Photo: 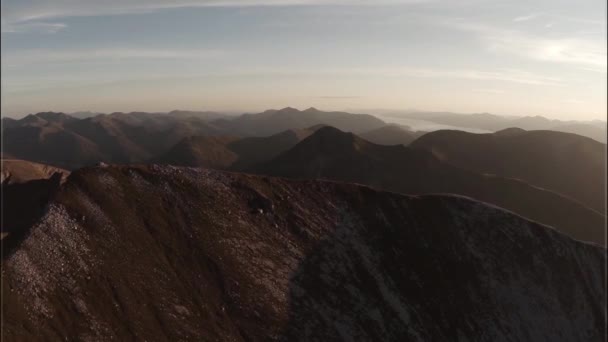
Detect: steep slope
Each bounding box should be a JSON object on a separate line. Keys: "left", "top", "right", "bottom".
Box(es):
{"left": 255, "top": 127, "right": 606, "bottom": 245}
{"left": 411, "top": 129, "right": 606, "bottom": 212}
{"left": 1, "top": 159, "right": 69, "bottom": 185}
{"left": 1, "top": 165, "right": 605, "bottom": 341}
{"left": 212, "top": 107, "right": 385, "bottom": 137}
{"left": 359, "top": 124, "right": 426, "bottom": 146}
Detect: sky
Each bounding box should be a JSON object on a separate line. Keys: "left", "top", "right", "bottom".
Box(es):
{"left": 1, "top": 0, "right": 606, "bottom": 120}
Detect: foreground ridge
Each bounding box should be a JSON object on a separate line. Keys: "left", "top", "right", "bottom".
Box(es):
{"left": 2, "top": 165, "right": 605, "bottom": 341}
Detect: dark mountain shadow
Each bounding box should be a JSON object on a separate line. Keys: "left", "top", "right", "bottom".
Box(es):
{"left": 411, "top": 128, "right": 606, "bottom": 212}
{"left": 1, "top": 173, "right": 63, "bottom": 258}
{"left": 277, "top": 194, "right": 606, "bottom": 341}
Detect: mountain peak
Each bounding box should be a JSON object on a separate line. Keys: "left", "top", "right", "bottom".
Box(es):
{"left": 494, "top": 127, "right": 526, "bottom": 136}
{"left": 312, "top": 125, "right": 354, "bottom": 140}
{"left": 35, "top": 112, "right": 74, "bottom": 122}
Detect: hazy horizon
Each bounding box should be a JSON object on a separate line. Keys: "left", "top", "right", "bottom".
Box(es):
{"left": 2, "top": 0, "right": 607, "bottom": 120}
{"left": 3, "top": 106, "right": 608, "bottom": 124}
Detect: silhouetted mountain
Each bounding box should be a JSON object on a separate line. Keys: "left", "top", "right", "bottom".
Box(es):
{"left": 255, "top": 127, "right": 605, "bottom": 245}
{"left": 1, "top": 117, "right": 18, "bottom": 130}
{"left": 402, "top": 112, "right": 607, "bottom": 142}
{"left": 2, "top": 165, "right": 604, "bottom": 340}
{"left": 359, "top": 124, "right": 426, "bottom": 145}
{"left": 34, "top": 112, "right": 78, "bottom": 123}
{"left": 69, "top": 111, "right": 105, "bottom": 119}
{"left": 1, "top": 159, "right": 69, "bottom": 185}
{"left": 411, "top": 129, "right": 606, "bottom": 212}
{"left": 227, "top": 125, "right": 324, "bottom": 170}
{"left": 211, "top": 107, "right": 385, "bottom": 137}
{"left": 154, "top": 126, "right": 325, "bottom": 170}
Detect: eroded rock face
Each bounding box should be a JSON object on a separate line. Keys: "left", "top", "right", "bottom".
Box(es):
{"left": 1, "top": 165, "right": 605, "bottom": 341}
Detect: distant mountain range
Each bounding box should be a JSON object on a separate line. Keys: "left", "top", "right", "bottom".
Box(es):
{"left": 2, "top": 111, "right": 219, "bottom": 169}
{"left": 399, "top": 111, "right": 607, "bottom": 142}
{"left": 211, "top": 107, "right": 386, "bottom": 137}
{"left": 2, "top": 165, "right": 604, "bottom": 340}
{"left": 2, "top": 108, "right": 605, "bottom": 246}
{"left": 1, "top": 108, "right": 389, "bottom": 169}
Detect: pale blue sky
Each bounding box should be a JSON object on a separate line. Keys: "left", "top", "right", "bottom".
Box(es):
{"left": 1, "top": 0, "right": 606, "bottom": 119}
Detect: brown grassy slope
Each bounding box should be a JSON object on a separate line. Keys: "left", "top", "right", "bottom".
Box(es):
{"left": 1, "top": 165, "right": 605, "bottom": 340}
{"left": 1, "top": 159, "right": 69, "bottom": 185}
{"left": 411, "top": 129, "right": 606, "bottom": 212}
{"left": 255, "top": 127, "right": 606, "bottom": 245}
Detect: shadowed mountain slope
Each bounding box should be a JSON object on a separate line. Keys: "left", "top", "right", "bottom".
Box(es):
{"left": 255, "top": 127, "right": 606, "bottom": 245}
{"left": 154, "top": 126, "right": 325, "bottom": 170}
{"left": 152, "top": 136, "right": 240, "bottom": 169}
{"left": 411, "top": 129, "right": 606, "bottom": 212}
{"left": 1, "top": 165, "right": 605, "bottom": 340}
{"left": 359, "top": 124, "right": 426, "bottom": 146}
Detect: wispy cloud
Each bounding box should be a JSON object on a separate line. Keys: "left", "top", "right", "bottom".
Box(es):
{"left": 446, "top": 21, "right": 607, "bottom": 72}
{"left": 489, "top": 34, "right": 607, "bottom": 72}
{"left": 1, "top": 20, "right": 66, "bottom": 33}
{"left": 344, "top": 67, "right": 563, "bottom": 86}
{"left": 513, "top": 13, "right": 539, "bottom": 22}
{"left": 1, "top": 0, "right": 430, "bottom": 26}
{"left": 2, "top": 48, "right": 225, "bottom": 67}
{"left": 225, "top": 66, "right": 563, "bottom": 86}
